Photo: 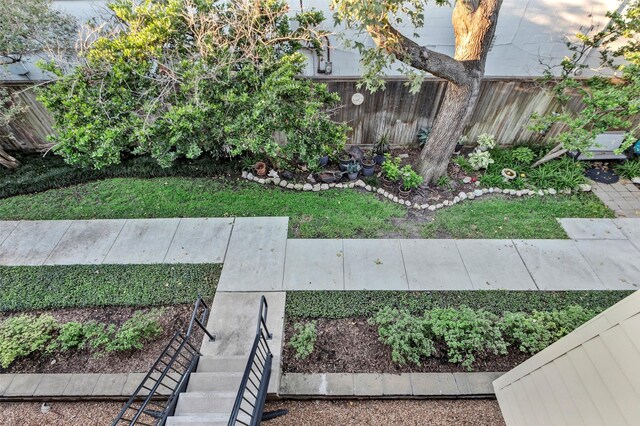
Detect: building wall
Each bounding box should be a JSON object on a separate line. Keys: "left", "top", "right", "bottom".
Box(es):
{"left": 493, "top": 290, "right": 640, "bottom": 426}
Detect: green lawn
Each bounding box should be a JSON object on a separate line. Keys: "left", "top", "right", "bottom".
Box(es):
{"left": 0, "top": 264, "right": 221, "bottom": 312}
{"left": 0, "top": 177, "right": 406, "bottom": 238}
{"left": 423, "top": 194, "right": 614, "bottom": 239}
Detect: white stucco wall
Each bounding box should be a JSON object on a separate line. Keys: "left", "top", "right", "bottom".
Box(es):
{"left": 4, "top": 0, "right": 624, "bottom": 81}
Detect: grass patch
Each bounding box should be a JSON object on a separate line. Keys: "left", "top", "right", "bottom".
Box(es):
{"left": 0, "top": 264, "right": 221, "bottom": 312}
{"left": 0, "top": 153, "right": 238, "bottom": 199}
{"left": 422, "top": 194, "right": 614, "bottom": 239}
{"left": 0, "top": 177, "right": 406, "bottom": 238}
{"left": 286, "top": 291, "right": 631, "bottom": 319}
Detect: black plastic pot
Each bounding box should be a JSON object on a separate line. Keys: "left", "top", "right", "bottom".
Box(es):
{"left": 339, "top": 156, "right": 353, "bottom": 171}
{"left": 361, "top": 159, "right": 375, "bottom": 177}
{"left": 374, "top": 154, "right": 386, "bottom": 165}
{"left": 348, "top": 172, "right": 358, "bottom": 181}
{"left": 319, "top": 155, "right": 329, "bottom": 167}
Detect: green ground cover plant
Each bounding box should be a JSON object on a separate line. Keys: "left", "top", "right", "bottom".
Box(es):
{"left": 615, "top": 159, "right": 640, "bottom": 179}
{"left": 286, "top": 291, "right": 629, "bottom": 319}
{"left": 289, "top": 321, "right": 317, "bottom": 360}
{"left": 0, "top": 264, "right": 220, "bottom": 312}
{"left": 422, "top": 194, "right": 613, "bottom": 239}
{"left": 0, "top": 177, "right": 405, "bottom": 238}
{"left": 0, "top": 310, "right": 163, "bottom": 368}
{"left": 370, "top": 305, "right": 596, "bottom": 371}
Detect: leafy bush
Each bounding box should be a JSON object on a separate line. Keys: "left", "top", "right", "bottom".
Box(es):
{"left": 468, "top": 150, "right": 494, "bottom": 170}
{"left": 424, "top": 307, "right": 507, "bottom": 370}
{"left": 105, "top": 310, "right": 163, "bottom": 353}
{"left": 49, "top": 322, "right": 86, "bottom": 352}
{"left": 381, "top": 154, "right": 402, "bottom": 181}
{"left": 512, "top": 147, "right": 536, "bottom": 165}
{"left": 289, "top": 321, "right": 317, "bottom": 360}
{"left": 0, "top": 264, "right": 220, "bottom": 312}
{"left": 38, "top": 0, "right": 347, "bottom": 169}
{"left": 400, "top": 165, "right": 424, "bottom": 190}
{"left": 476, "top": 133, "right": 497, "bottom": 150}
{"left": 615, "top": 159, "right": 640, "bottom": 179}
{"left": 500, "top": 305, "right": 595, "bottom": 354}
{"left": 0, "top": 314, "right": 59, "bottom": 368}
{"left": 370, "top": 308, "right": 435, "bottom": 365}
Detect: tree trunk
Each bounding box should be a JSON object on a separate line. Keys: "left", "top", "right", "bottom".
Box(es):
{"left": 418, "top": 78, "right": 481, "bottom": 181}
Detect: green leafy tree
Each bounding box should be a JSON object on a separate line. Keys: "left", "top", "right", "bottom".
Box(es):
{"left": 0, "top": 0, "right": 76, "bottom": 169}
{"left": 332, "top": 0, "right": 503, "bottom": 183}
{"left": 531, "top": 1, "right": 640, "bottom": 163}
{"left": 39, "top": 0, "right": 347, "bottom": 169}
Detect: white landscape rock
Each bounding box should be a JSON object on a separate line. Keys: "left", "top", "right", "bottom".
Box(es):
{"left": 459, "top": 192, "right": 467, "bottom": 201}
{"left": 405, "top": 200, "right": 412, "bottom": 207}
{"left": 548, "top": 188, "right": 557, "bottom": 195}
{"left": 302, "top": 183, "right": 313, "bottom": 191}
{"left": 473, "top": 189, "right": 483, "bottom": 197}
{"left": 355, "top": 180, "right": 366, "bottom": 188}
{"left": 632, "top": 177, "right": 640, "bottom": 184}
{"left": 463, "top": 177, "right": 472, "bottom": 184}
{"left": 286, "top": 183, "right": 294, "bottom": 189}
{"left": 488, "top": 187, "right": 494, "bottom": 193}
{"left": 365, "top": 185, "right": 372, "bottom": 191}
{"left": 377, "top": 188, "right": 385, "bottom": 194}
{"left": 453, "top": 196, "right": 460, "bottom": 203}
{"left": 294, "top": 184, "right": 303, "bottom": 190}
{"left": 436, "top": 203, "right": 444, "bottom": 209}
{"left": 312, "top": 184, "right": 321, "bottom": 192}
{"left": 387, "top": 193, "right": 394, "bottom": 200}
{"left": 247, "top": 172, "right": 255, "bottom": 180}
{"left": 421, "top": 204, "right": 429, "bottom": 209}
{"left": 329, "top": 183, "right": 336, "bottom": 188}
{"left": 320, "top": 184, "right": 329, "bottom": 190}
{"left": 258, "top": 178, "right": 266, "bottom": 184}
{"left": 279, "top": 180, "right": 288, "bottom": 188}
{"left": 393, "top": 196, "right": 399, "bottom": 203}
{"left": 579, "top": 183, "right": 592, "bottom": 192}
{"left": 242, "top": 171, "right": 248, "bottom": 179}
{"left": 335, "top": 183, "right": 343, "bottom": 188}
{"left": 428, "top": 205, "right": 436, "bottom": 211}
{"left": 273, "top": 178, "right": 281, "bottom": 185}
{"left": 494, "top": 188, "right": 502, "bottom": 194}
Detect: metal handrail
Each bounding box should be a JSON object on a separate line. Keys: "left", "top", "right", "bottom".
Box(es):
{"left": 228, "top": 296, "right": 273, "bottom": 426}
{"left": 112, "top": 297, "right": 214, "bottom": 426}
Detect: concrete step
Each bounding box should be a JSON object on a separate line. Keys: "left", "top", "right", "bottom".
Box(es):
{"left": 187, "top": 372, "right": 243, "bottom": 393}
{"left": 174, "top": 391, "right": 236, "bottom": 416}
{"left": 197, "top": 356, "right": 248, "bottom": 373}
{"left": 165, "top": 414, "right": 230, "bottom": 426}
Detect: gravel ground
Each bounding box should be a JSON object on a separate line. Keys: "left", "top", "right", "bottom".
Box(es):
{"left": 263, "top": 399, "right": 505, "bottom": 426}
{"left": 0, "top": 402, "right": 122, "bottom": 426}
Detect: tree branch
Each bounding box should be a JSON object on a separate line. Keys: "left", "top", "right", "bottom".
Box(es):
{"left": 366, "top": 21, "right": 470, "bottom": 86}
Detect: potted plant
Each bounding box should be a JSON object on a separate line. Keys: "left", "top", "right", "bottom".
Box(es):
{"left": 255, "top": 161, "right": 267, "bottom": 176}
{"left": 346, "top": 162, "right": 361, "bottom": 180}
{"left": 361, "top": 152, "right": 376, "bottom": 177}
{"left": 381, "top": 154, "right": 402, "bottom": 188}
{"left": 318, "top": 154, "right": 329, "bottom": 167}
{"left": 373, "top": 134, "right": 390, "bottom": 165}
{"left": 399, "top": 165, "right": 424, "bottom": 198}
{"left": 338, "top": 152, "right": 353, "bottom": 171}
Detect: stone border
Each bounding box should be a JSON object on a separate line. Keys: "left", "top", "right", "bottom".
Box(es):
{"left": 0, "top": 373, "right": 156, "bottom": 401}
{"left": 279, "top": 372, "right": 504, "bottom": 398}
{"left": 241, "top": 171, "right": 592, "bottom": 211}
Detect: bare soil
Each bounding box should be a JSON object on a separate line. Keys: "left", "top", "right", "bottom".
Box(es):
{"left": 0, "top": 304, "right": 201, "bottom": 374}
{"left": 0, "top": 402, "right": 122, "bottom": 426}
{"left": 264, "top": 399, "right": 505, "bottom": 426}
{"left": 283, "top": 318, "right": 528, "bottom": 374}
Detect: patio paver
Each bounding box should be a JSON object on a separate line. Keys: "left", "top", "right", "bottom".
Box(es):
{"left": 455, "top": 240, "right": 537, "bottom": 290}
{"left": 401, "top": 239, "right": 473, "bottom": 290}
{"left": 217, "top": 217, "right": 288, "bottom": 291}
{"left": 44, "top": 219, "right": 126, "bottom": 265}
{"left": 513, "top": 240, "right": 605, "bottom": 290}
{"left": 283, "top": 239, "right": 344, "bottom": 290}
{"left": 103, "top": 218, "right": 180, "bottom": 264}
{"left": 574, "top": 239, "right": 640, "bottom": 289}
{"left": 0, "top": 220, "right": 71, "bottom": 265}
{"left": 343, "top": 239, "right": 408, "bottom": 290}
{"left": 164, "top": 218, "right": 234, "bottom": 264}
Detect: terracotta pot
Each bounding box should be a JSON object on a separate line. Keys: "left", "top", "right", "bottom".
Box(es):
{"left": 382, "top": 176, "right": 395, "bottom": 189}
{"left": 255, "top": 162, "right": 267, "bottom": 176}
{"left": 399, "top": 188, "right": 412, "bottom": 199}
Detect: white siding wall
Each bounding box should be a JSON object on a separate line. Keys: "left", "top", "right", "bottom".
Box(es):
{"left": 494, "top": 290, "right": 640, "bottom": 426}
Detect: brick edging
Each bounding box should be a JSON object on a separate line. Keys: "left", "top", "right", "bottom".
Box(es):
{"left": 0, "top": 373, "right": 149, "bottom": 401}
{"left": 279, "top": 372, "right": 504, "bottom": 398}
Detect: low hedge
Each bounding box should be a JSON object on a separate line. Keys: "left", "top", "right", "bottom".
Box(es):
{"left": 0, "top": 264, "right": 221, "bottom": 312}
{"left": 0, "top": 153, "right": 238, "bottom": 199}
{"left": 286, "top": 290, "right": 631, "bottom": 319}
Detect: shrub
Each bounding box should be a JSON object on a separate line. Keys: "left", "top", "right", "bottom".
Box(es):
{"left": 500, "top": 305, "right": 595, "bottom": 354}
{"left": 289, "top": 321, "right": 317, "bottom": 359}
{"left": 424, "top": 307, "right": 507, "bottom": 370}
{"left": 615, "top": 159, "right": 640, "bottom": 179}
{"left": 512, "top": 147, "right": 535, "bottom": 165}
{"left": 49, "top": 322, "right": 86, "bottom": 352}
{"left": 105, "top": 309, "right": 163, "bottom": 353}
{"left": 381, "top": 154, "right": 402, "bottom": 181}
{"left": 370, "top": 307, "right": 435, "bottom": 365}
{"left": 400, "top": 165, "right": 424, "bottom": 190}
{"left": 468, "top": 150, "right": 494, "bottom": 170}
{"left": 477, "top": 133, "right": 497, "bottom": 150}
{"left": 0, "top": 314, "right": 59, "bottom": 368}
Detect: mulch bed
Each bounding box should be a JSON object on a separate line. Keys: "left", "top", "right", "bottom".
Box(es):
{"left": 0, "top": 304, "right": 202, "bottom": 374}
{"left": 282, "top": 317, "right": 528, "bottom": 374}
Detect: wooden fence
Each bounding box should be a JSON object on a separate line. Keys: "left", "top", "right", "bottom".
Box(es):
{"left": 0, "top": 78, "right": 589, "bottom": 154}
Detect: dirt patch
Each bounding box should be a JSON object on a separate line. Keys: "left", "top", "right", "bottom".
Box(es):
{"left": 282, "top": 318, "right": 528, "bottom": 374}
{"left": 0, "top": 304, "right": 201, "bottom": 374}
{"left": 0, "top": 401, "right": 122, "bottom": 426}
{"left": 264, "top": 399, "right": 505, "bottom": 426}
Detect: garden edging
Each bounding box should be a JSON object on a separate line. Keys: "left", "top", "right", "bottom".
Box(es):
{"left": 0, "top": 373, "right": 155, "bottom": 401}
{"left": 240, "top": 171, "right": 593, "bottom": 211}
{"left": 279, "top": 372, "right": 504, "bottom": 398}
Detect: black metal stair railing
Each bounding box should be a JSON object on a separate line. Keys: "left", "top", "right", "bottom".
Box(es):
{"left": 112, "top": 296, "right": 215, "bottom": 426}
{"left": 228, "top": 296, "right": 274, "bottom": 426}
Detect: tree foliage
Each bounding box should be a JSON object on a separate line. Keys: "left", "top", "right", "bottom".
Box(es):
{"left": 39, "top": 0, "right": 347, "bottom": 169}
{"left": 531, "top": 1, "right": 640, "bottom": 153}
